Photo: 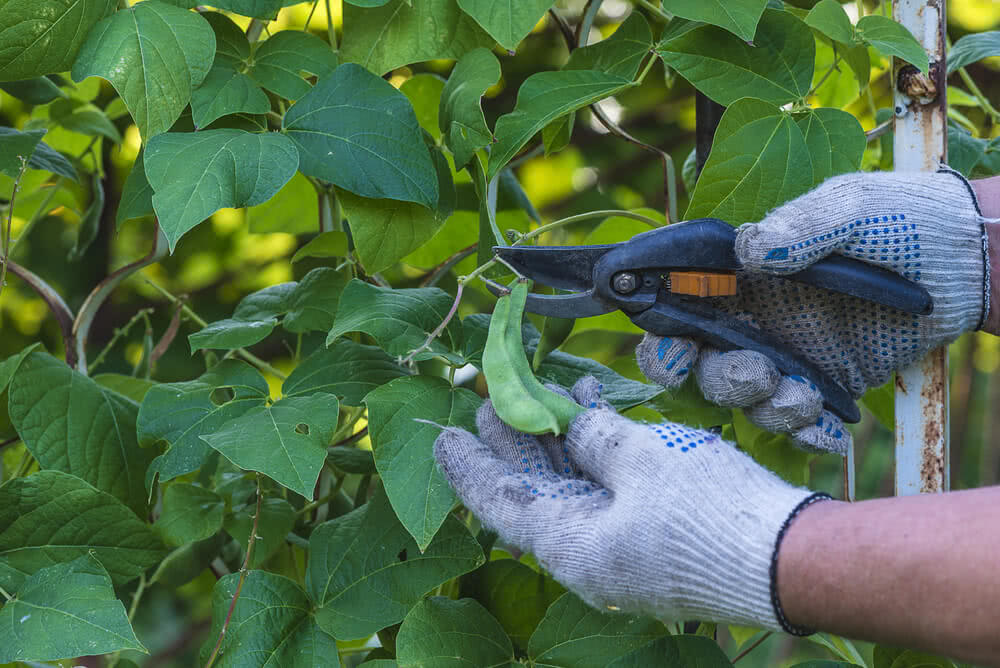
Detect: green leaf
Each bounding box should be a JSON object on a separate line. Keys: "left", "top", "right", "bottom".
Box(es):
{"left": 21, "top": 133, "right": 77, "bottom": 180}
{"left": 439, "top": 48, "right": 501, "bottom": 169}
{"left": 223, "top": 497, "right": 297, "bottom": 567}
{"left": 661, "top": 0, "right": 766, "bottom": 41}
{"left": 201, "top": 393, "right": 339, "bottom": 498}
{"left": 861, "top": 379, "right": 893, "bottom": 430}
{"left": 208, "top": 0, "right": 283, "bottom": 18}
{"left": 292, "top": 231, "right": 349, "bottom": 263}
{"left": 203, "top": 11, "right": 250, "bottom": 67}
{"left": 326, "top": 279, "right": 464, "bottom": 363}
{"left": 116, "top": 147, "right": 154, "bottom": 228}
{"left": 790, "top": 662, "right": 864, "bottom": 668}
{"left": 0, "top": 471, "right": 165, "bottom": 591}
{"left": 327, "top": 446, "right": 376, "bottom": 474}
{"left": 656, "top": 9, "right": 815, "bottom": 106}
{"left": 284, "top": 64, "right": 438, "bottom": 208}
{"left": 202, "top": 570, "right": 340, "bottom": 667}
{"left": 565, "top": 12, "right": 653, "bottom": 79}
{"left": 948, "top": 31, "right": 1000, "bottom": 75}
{"left": 365, "top": 375, "right": 481, "bottom": 549}
{"left": 339, "top": 189, "right": 445, "bottom": 274}
{"left": 686, "top": 97, "right": 812, "bottom": 223}
{"left": 396, "top": 597, "right": 514, "bottom": 667}
{"left": 488, "top": 70, "right": 631, "bottom": 178}
{"left": 841, "top": 42, "right": 871, "bottom": 91}
{"left": 155, "top": 483, "right": 225, "bottom": 546}
{"left": 93, "top": 374, "right": 155, "bottom": 403}
{"left": 527, "top": 592, "right": 667, "bottom": 667}
{"left": 307, "top": 488, "right": 485, "bottom": 640}
{"left": 283, "top": 338, "right": 411, "bottom": 406}
{"left": 48, "top": 97, "right": 122, "bottom": 143}
{"left": 0, "top": 0, "right": 116, "bottom": 81}
{"left": 887, "top": 652, "right": 956, "bottom": 668}
{"left": 189, "top": 318, "right": 277, "bottom": 352}
{"left": 0, "top": 126, "right": 44, "bottom": 178}
{"left": 144, "top": 128, "right": 299, "bottom": 251}
{"left": 804, "top": 0, "right": 855, "bottom": 45}
{"left": 0, "top": 76, "right": 67, "bottom": 104}
{"left": 794, "top": 108, "right": 866, "bottom": 183}
{"left": 646, "top": 375, "right": 733, "bottom": 429}
{"left": 249, "top": 30, "right": 339, "bottom": 100}
{"left": 191, "top": 63, "right": 271, "bottom": 128}
{"left": 341, "top": 0, "right": 495, "bottom": 76}
{"left": 0, "top": 554, "right": 144, "bottom": 664}
{"left": 68, "top": 172, "right": 105, "bottom": 260}
{"left": 151, "top": 533, "right": 226, "bottom": 588}
{"left": 138, "top": 359, "right": 269, "bottom": 486}
{"left": 282, "top": 266, "right": 349, "bottom": 333}
{"left": 456, "top": 0, "right": 553, "bottom": 51}
{"left": 856, "top": 15, "right": 928, "bottom": 74}
{"left": 8, "top": 351, "right": 157, "bottom": 514}
{"left": 733, "top": 410, "right": 813, "bottom": 486}
{"left": 528, "top": 347, "right": 663, "bottom": 411}
{"left": 0, "top": 344, "right": 39, "bottom": 396}
{"left": 71, "top": 0, "right": 216, "bottom": 139}
{"left": 401, "top": 73, "right": 446, "bottom": 143}
{"left": 460, "top": 559, "right": 566, "bottom": 651}
{"left": 947, "top": 124, "right": 987, "bottom": 177}
{"left": 608, "top": 635, "right": 734, "bottom": 667}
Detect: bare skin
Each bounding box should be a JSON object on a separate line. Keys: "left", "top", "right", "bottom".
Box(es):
{"left": 776, "top": 176, "right": 1000, "bottom": 667}
{"left": 777, "top": 489, "right": 1000, "bottom": 666}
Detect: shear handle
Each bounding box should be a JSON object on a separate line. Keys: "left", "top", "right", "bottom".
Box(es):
{"left": 629, "top": 294, "right": 861, "bottom": 423}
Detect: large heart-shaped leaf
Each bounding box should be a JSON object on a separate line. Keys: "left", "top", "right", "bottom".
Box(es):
{"left": 201, "top": 570, "right": 340, "bottom": 667}
{"left": 283, "top": 338, "right": 411, "bottom": 406}
{"left": 456, "top": 0, "right": 554, "bottom": 51}
{"left": 326, "top": 279, "right": 464, "bottom": 363}
{"left": 0, "top": 471, "right": 165, "bottom": 591}
{"left": 8, "top": 351, "right": 157, "bottom": 514}
{"left": 439, "top": 48, "right": 501, "bottom": 169}
{"left": 805, "top": 0, "right": 855, "bottom": 45}
{"left": 661, "top": 0, "right": 767, "bottom": 41}
{"left": 338, "top": 189, "right": 445, "bottom": 274}
{"left": 71, "top": 0, "right": 216, "bottom": 139}
{"left": 656, "top": 9, "right": 815, "bottom": 106}
{"left": 948, "top": 31, "right": 1000, "bottom": 74}
{"left": 489, "top": 70, "right": 631, "bottom": 178}
{"left": 365, "top": 375, "right": 481, "bottom": 548}
{"left": 607, "top": 635, "right": 734, "bottom": 667}
{"left": 341, "top": 0, "right": 494, "bottom": 75}
{"left": 201, "top": 393, "right": 339, "bottom": 498}
{"left": 138, "top": 360, "right": 269, "bottom": 486}
{"left": 144, "top": 129, "right": 299, "bottom": 251}
{"left": 0, "top": 554, "right": 144, "bottom": 664}
{"left": 284, "top": 64, "right": 438, "bottom": 208}
{"left": 154, "top": 483, "right": 225, "bottom": 547}
{"left": 528, "top": 593, "right": 667, "bottom": 667}
{"left": 306, "top": 489, "right": 484, "bottom": 640}
{"left": 190, "top": 63, "right": 271, "bottom": 128}
{"left": 565, "top": 12, "right": 652, "bottom": 79}
{"left": 0, "top": 0, "right": 116, "bottom": 81}
{"left": 856, "top": 15, "right": 928, "bottom": 73}
{"left": 396, "top": 597, "right": 514, "bottom": 667}
{"left": 686, "top": 97, "right": 813, "bottom": 224}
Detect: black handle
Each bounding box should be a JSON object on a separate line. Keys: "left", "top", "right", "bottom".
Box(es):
{"left": 629, "top": 295, "right": 861, "bottom": 423}
{"left": 790, "top": 255, "right": 933, "bottom": 315}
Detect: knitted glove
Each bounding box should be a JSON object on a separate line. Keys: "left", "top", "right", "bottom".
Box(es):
{"left": 638, "top": 169, "right": 990, "bottom": 453}
{"left": 434, "top": 377, "right": 829, "bottom": 632}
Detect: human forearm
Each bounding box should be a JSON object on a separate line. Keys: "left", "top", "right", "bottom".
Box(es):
{"left": 777, "top": 488, "right": 1000, "bottom": 666}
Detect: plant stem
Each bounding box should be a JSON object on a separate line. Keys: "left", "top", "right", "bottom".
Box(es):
{"left": 325, "top": 0, "right": 337, "bottom": 50}
{"left": 246, "top": 19, "right": 267, "bottom": 43}
{"left": 635, "top": 54, "right": 657, "bottom": 86}
{"left": 865, "top": 118, "right": 893, "bottom": 141}
{"left": 634, "top": 0, "right": 672, "bottom": 22}
{"left": 517, "top": 209, "right": 660, "bottom": 245}
{"left": 6, "top": 260, "right": 77, "bottom": 367}
{"left": 88, "top": 307, "right": 155, "bottom": 373}
{"left": 957, "top": 67, "right": 1000, "bottom": 124}
{"left": 0, "top": 156, "right": 27, "bottom": 301}
{"left": 8, "top": 177, "right": 62, "bottom": 258}
{"left": 297, "top": 475, "right": 345, "bottom": 516}
{"left": 731, "top": 631, "right": 772, "bottom": 663}
{"left": 353, "top": 473, "right": 372, "bottom": 506}
{"left": 204, "top": 474, "right": 262, "bottom": 668}
{"left": 127, "top": 573, "right": 146, "bottom": 621}
{"left": 304, "top": 0, "right": 320, "bottom": 31}
{"left": 142, "top": 278, "right": 287, "bottom": 380}
{"left": 0, "top": 584, "right": 10, "bottom": 601}
{"left": 809, "top": 53, "right": 842, "bottom": 98}
{"left": 401, "top": 283, "right": 463, "bottom": 365}
{"left": 332, "top": 425, "right": 368, "bottom": 448}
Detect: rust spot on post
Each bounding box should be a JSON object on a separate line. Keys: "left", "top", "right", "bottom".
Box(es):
{"left": 895, "top": 373, "right": 907, "bottom": 394}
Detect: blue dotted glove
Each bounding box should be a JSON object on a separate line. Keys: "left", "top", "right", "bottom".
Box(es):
{"left": 433, "top": 377, "right": 826, "bottom": 631}
{"left": 637, "top": 169, "right": 989, "bottom": 454}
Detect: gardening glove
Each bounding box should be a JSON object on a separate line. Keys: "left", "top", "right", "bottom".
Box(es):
{"left": 638, "top": 168, "right": 991, "bottom": 454}
{"left": 434, "top": 377, "right": 829, "bottom": 633}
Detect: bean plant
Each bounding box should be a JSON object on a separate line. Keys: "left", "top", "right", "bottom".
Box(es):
{"left": 0, "top": 0, "right": 998, "bottom": 666}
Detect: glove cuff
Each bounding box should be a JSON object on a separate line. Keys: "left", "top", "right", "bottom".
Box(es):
{"left": 769, "top": 492, "right": 832, "bottom": 636}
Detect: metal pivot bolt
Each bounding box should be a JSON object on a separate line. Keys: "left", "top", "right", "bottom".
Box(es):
{"left": 612, "top": 271, "right": 637, "bottom": 294}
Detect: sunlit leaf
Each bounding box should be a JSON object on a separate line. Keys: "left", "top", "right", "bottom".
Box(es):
{"left": 794, "top": 107, "right": 866, "bottom": 183}
{"left": 456, "top": 0, "right": 553, "bottom": 51}
{"left": 339, "top": 189, "right": 444, "bottom": 274}
{"left": 190, "top": 63, "right": 270, "bottom": 128}
{"left": 661, "top": 0, "right": 766, "bottom": 41}
{"left": 948, "top": 31, "right": 1000, "bottom": 74}
{"left": 804, "top": 0, "right": 855, "bottom": 45}
{"left": 856, "top": 15, "right": 928, "bottom": 73}
{"left": 439, "top": 48, "right": 501, "bottom": 168}
{"left": 396, "top": 597, "right": 514, "bottom": 667}
{"left": 250, "top": 30, "right": 339, "bottom": 100}
{"left": 283, "top": 338, "right": 411, "bottom": 406}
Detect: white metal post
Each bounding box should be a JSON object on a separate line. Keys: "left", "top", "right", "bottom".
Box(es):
{"left": 892, "top": 0, "right": 949, "bottom": 495}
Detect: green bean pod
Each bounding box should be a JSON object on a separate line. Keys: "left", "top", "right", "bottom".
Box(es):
{"left": 483, "top": 279, "right": 583, "bottom": 435}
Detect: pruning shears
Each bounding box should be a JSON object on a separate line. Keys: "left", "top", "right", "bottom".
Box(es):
{"left": 492, "top": 217, "right": 934, "bottom": 424}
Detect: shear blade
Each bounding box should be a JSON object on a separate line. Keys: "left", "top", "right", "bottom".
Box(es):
{"left": 493, "top": 244, "right": 614, "bottom": 292}
{"left": 484, "top": 281, "right": 614, "bottom": 318}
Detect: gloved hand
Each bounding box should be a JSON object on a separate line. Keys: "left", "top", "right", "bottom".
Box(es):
{"left": 638, "top": 168, "right": 990, "bottom": 453}
{"left": 434, "top": 377, "right": 829, "bottom": 632}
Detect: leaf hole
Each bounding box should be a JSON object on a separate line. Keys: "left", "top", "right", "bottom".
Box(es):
{"left": 295, "top": 423, "right": 310, "bottom": 435}
{"left": 210, "top": 387, "right": 235, "bottom": 406}
{"left": 397, "top": 549, "right": 407, "bottom": 562}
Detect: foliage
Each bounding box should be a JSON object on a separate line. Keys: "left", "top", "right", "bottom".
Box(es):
{"left": 0, "top": 0, "right": 996, "bottom": 666}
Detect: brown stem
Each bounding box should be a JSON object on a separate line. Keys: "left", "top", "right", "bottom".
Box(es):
{"left": 204, "top": 474, "right": 262, "bottom": 668}
{"left": 6, "top": 260, "right": 77, "bottom": 367}
{"left": 332, "top": 426, "right": 368, "bottom": 448}
{"left": 419, "top": 243, "right": 477, "bottom": 288}
{"left": 731, "top": 631, "right": 772, "bottom": 663}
